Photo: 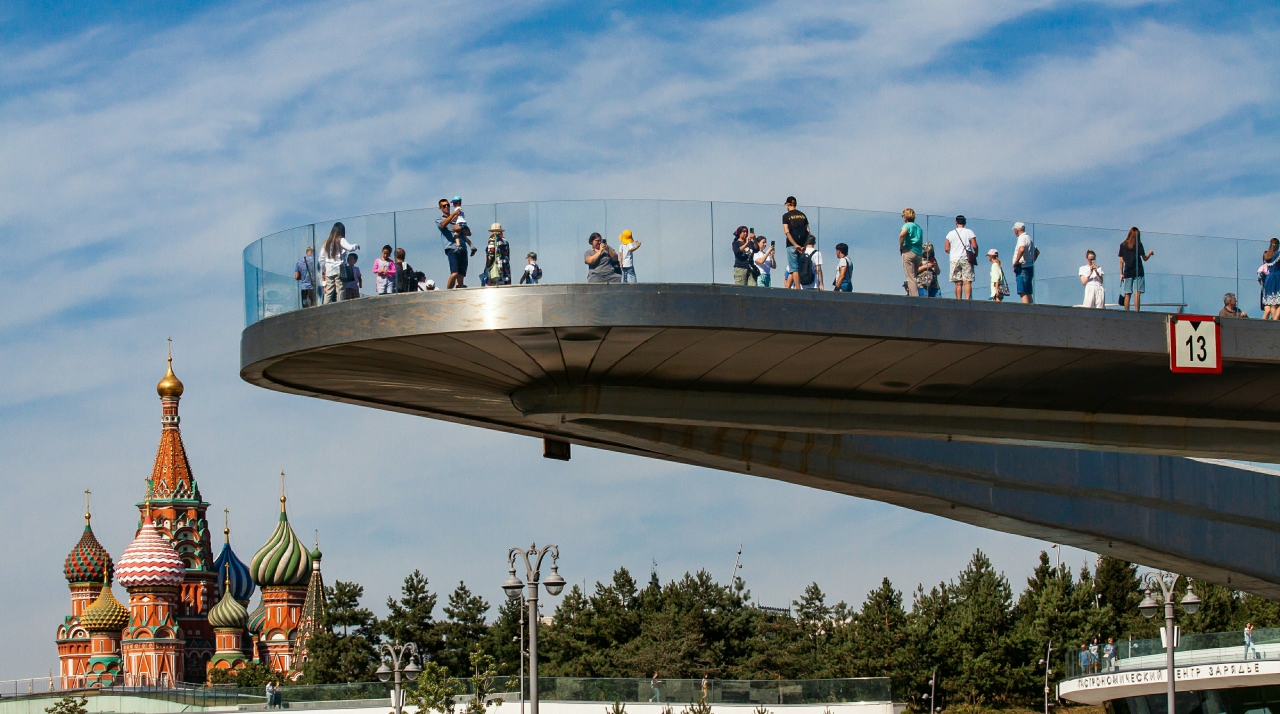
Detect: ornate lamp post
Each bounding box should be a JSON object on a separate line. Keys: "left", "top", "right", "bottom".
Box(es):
{"left": 377, "top": 642, "right": 420, "bottom": 714}
{"left": 1139, "top": 572, "right": 1200, "bottom": 714}
{"left": 503, "top": 544, "right": 566, "bottom": 714}
{"left": 1038, "top": 640, "right": 1054, "bottom": 714}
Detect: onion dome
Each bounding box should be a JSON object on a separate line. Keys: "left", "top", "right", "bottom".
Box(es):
{"left": 80, "top": 580, "right": 130, "bottom": 632}
{"left": 65, "top": 514, "right": 114, "bottom": 585}
{"left": 250, "top": 496, "right": 312, "bottom": 587}
{"left": 116, "top": 509, "right": 185, "bottom": 589}
{"left": 213, "top": 525, "right": 254, "bottom": 604}
{"left": 208, "top": 573, "right": 249, "bottom": 630}
{"left": 246, "top": 598, "right": 267, "bottom": 636}
{"left": 157, "top": 355, "right": 184, "bottom": 398}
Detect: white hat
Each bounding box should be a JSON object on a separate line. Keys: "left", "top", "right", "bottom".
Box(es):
{"left": 424, "top": 279, "right": 436, "bottom": 289}
{"left": 986, "top": 248, "right": 999, "bottom": 257}
{"left": 490, "top": 222, "right": 503, "bottom": 232}
{"left": 1013, "top": 221, "right": 1026, "bottom": 231}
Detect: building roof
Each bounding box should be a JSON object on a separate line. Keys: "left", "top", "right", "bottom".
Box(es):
{"left": 80, "top": 579, "right": 130, "bottom": 632}
{"left": 116, "top": 510, "right": 186, "bottom": 589}
{"left": 213, "top": 526, "right": 255, "bottom": 604}
{"left": 250, "top": 497, "right": 312, "bottom": 587}
{"left": 64, "top": 516, "right": 113, "bottom": 585}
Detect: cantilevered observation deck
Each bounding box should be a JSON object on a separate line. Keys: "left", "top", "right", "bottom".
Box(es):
{"left": 241, "top": 200, "right": 1280, "bottom": 597}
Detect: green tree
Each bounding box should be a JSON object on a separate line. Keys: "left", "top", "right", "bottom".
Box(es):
{"left": 379, "top": 570, "right": 441, "bottom": 662}
{"left": 849, "top": 578, "right": 914, "bottom": 695}
{"left": 939, "top": 550, "right": 1022, "bottom": 705}
{"left": 464, "top": 649, "right": 515, "bottom": 714}
{"left": 209, "top": 661, "right": 275, "bottom": 687}
{"left": 44, "top": 696, "right": 87, "bottom": 714}
{"left": 485, "top": 594, "right": 525, "bottom": 677}
{"left": 302, "top": 581, "right": 380, "bottom": 684}
{"left": 407, "top": 661, "right": 464, "bottom": 714}
{"left": 437, "top": 582, "right": 491, "bottom": 677}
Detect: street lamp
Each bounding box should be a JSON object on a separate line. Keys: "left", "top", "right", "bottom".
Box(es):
{"left": 1140, "top": 572, "right": 1200, "bottom": 714}
{"left": 504, "top": 543, "right": 565, "bottom": 714}
{"left": 1039, "top": 639, "right": 1054, "bottom": 714}
{"left": 377, "top": 642, "right": 420, "bottom": 714}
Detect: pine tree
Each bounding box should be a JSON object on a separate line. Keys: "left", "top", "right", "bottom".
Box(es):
{"left": 378, "top": 570, "right": 441, "bottom": 662}
{"left": 849, "top": 578, "right": 913, "bottom": 696}
{"left": 303, "top": 581, "right": 380, "bottom": 683}
{"left": 437, "top": 582, "right": 491, "bottom": 677}
{"left": 940, "top": 550, "right": 1020, "bottom": 705}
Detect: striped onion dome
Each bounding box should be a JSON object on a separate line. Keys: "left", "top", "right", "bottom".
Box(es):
{"left": 250, "top": 499, "right": 312, "bottom": 587}
{"left": 213, "top": 539, "right": 254, "bottom": 604}
{"left": 246, "top": 598, "right": 267, "bottom": 636}
{"left": 208, "top": 581, "right": 249, "bottom": 630}
{"left": 116, "top": 513, "right": 185, "bottom": 588}
{"left": 65, "top": 520, "right": 113, "bottom": 585}
{"left": 80, "top": 583, "right": 130, "bottom": 632}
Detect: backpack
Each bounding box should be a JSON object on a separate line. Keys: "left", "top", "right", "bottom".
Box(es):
{"left": 339, "top": 262, "right": 354, "bottom": 283}
{"left": 796, "top": 251, "right": 816, "bottom": 286}
{"left": 533, "top": 264, "right": 543, "bottom": 281}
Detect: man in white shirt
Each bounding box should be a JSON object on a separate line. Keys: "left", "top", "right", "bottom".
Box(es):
{"left": 1012, "top": 222, "right": 1039, "bottom": 304}
{"left": 802, "top": 236, "right": 824, "bottom": 290}
{"left": 944, "top": 215, "right": 978, "bottom": 299}
{"left": 1079, "top": 250, "right": 1105, "bottom": 308}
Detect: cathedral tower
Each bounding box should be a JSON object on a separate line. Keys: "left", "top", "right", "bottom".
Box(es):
{"left": 118, "top": 505, "right": 187, "bottom": 686}
{"left": 249, "top": 480, "right": 313, "bottom": 675}
{"left": 79, "top": 573, "right": 129, "bottom": 688}
{"left": 142, "top": 354, "right": 216, "bottom": 681}
{"left": 57, "top": 497, "right": 112, "bottom": 688}
{"left": 207, "top": 565, "right": 250, "bottom": 677}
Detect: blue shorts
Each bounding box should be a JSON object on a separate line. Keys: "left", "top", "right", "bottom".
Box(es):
{"left": 1016, "top": 265, "right": 1034, "bottom": 296}
{"left": 786, "top": 246, "right": 800, "bottom": 272}
{"left": 447, "top": 249, "right": 469, "bottom": 276}
{"left": 1122, "top": 276, "right": 1145, "bottom": 294}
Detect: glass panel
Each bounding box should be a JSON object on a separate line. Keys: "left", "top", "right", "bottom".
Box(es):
{"left": 604, "top": 199, "right": 712, "bottom": 284}
{"left": 819, "top": 207, "right": 906, "bottom": 295}
{"left": 533, "top": 200, "right": 608, "bottom": 285}
{"left": 243, "top": 240, "right": 262, "bottom": 326}
{"left": 260, "top": 225, "right": 314, "bottom": 319}
{"left": 711, "top": 201, "right": 789, "bottom": 286}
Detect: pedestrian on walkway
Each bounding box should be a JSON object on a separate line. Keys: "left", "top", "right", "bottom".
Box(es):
{"left": 394, "top": 248, "right": 420, "bottom": 293}
{"left": 437, "top": 198, "right": 473, "bottom": 289}
{"left": 732, "top": 226, "right": 757, "bottom": 286}
{"left": 1246, "top": 622, "right": 1259, "bottom": 659}
{"left": 988, "top": 249, "right": 1009, "bottom": 302}
{"left": 319, "top": 222, "right": 360, "bottom": 304}
{"left": 341, "top": 253, "right": 362, "bottom": 300}
{"left": 917, "top": 242, "right": 941, "bottom": 297}
{"left": 783, "top": 197, "right": 810, "bottom": 289}
{"left": 295, "top": 246, "right": 318, "bottom": 308}
{"left": 833, "top": 243, "right": 852, "bottom": 292}
{"left": 619, "top": 230, "right": 641, "bottom": 283}
{"left": 585, "top": 233, "right": 622, "bottom": 283}
{"left": 1080, "top": 250, "right": 1105, "bottom": 308}
{"left": 520, "top": 252, "right": 542, "bottom": 285}
{"left": 1261, "top": 239, "right": 1280, "bottom": 319}
{"left": 482, "top": 223, "right": 512, "bottom": 287}
{"left": 1118, "top": 227, "right": 1154, "bottom": 311}
{"left": 373, "top": 245, "right": 397, "bottom": 294}
{"left": 755, "top": 237, "right": 775, "bottom": 287}
{"left": 945, "top": 215, "right": 978, "bottom": 299}
{"left": 899, "top": 209, "right": 925, "bottom": 296}
{"left": 801, "top": 235, "right": 823, "bottom": 290}
{"left": 1012, "top": 222, "right": 1038, "bottom": 304}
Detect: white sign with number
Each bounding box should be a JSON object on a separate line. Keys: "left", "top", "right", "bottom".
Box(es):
{"left": 1168, "top": 316, "right": 1221, "bottom": 374}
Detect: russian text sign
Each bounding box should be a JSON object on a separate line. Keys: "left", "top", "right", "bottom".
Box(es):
{"left": 1169, "top": 315, "right": 1221, "bottom": 374}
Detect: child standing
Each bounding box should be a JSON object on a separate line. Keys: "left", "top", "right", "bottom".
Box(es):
{"left": 832, "top": 243, "right": 852, "bottom": 292}
{"left": 520, "top": 252, "right": 542, "bottom": 285}
{"left": 988, "top": 248, "right": 1009, "bottom": 302}
{"left": 618, "top": 230, "right": 641, "bottom": 282}
{"left": 373, "top": 245, "right": 397, "bottom": 294}
{"left": 342, "top": 253, "right": 363, "bottom": 300}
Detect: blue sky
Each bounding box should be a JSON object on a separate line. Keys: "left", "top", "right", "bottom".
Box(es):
{"left": 2, "top": 0, "right": 1279, "bottom": 679}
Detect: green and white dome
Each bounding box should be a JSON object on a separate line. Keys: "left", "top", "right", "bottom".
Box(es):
{"left": 250, "top": 496, "right": 312, "bottom": 587}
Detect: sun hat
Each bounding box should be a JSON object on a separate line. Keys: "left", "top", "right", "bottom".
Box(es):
{"left": 620, "top": 230, "right": 633, "bottom": 244}
{"left": 490, "top": 222, "right": 503, "bottom": 233}
{"left": 987, "top": 248, "right": 999, "bottom": 257}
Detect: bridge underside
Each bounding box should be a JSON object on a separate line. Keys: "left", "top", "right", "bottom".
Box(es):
{"left": 242, "top": 285, "right": 1280, "bottom": 597}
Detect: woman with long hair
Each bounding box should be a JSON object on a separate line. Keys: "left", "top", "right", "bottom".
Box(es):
{"left": 1117, "top": 227, "right": 1154, "bottom": 311}
{"left": 1262, "top": 238, "right": 1280, "bottom": 319}
{"left": 319, "top": 222, "right": 360, "bottom": 303}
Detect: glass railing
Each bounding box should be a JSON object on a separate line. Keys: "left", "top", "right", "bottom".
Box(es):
{"left": 242, "top": 200, "right": 1274, "bottom": 327}
{"left": 1063, "top": 627, "right": 1280, "bottom": 679}
{"left": 529, "top": 677, "right": 890, "bottom": 704}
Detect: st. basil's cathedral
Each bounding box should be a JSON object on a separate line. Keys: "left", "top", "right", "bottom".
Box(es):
{"left": 54, "top": 357, "right": 327, "bottom": 686}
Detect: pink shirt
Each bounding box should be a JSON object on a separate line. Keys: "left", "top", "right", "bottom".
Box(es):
{"left": 373, "top": 258, "right": 397, "bottom": 277}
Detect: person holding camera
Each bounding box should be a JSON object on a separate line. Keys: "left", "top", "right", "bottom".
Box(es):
{"left": 755, "top": 236, "right": 775, "bottom": 287}
{"left": 732, "top": 226, "right": 757, "bottom": 286}
{"left": 1079, "top": 250, "right": 1105, "bottom": 308}
{"left": 584, "top": 232, "right": 622, "bottom": 283}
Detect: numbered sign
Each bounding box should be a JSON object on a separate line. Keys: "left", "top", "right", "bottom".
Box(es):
{"left": 1169, "top": 315, "right": 1221, "bottom": 374}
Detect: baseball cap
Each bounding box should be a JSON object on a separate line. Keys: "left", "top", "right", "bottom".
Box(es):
{"left": 986, "top": 248, "right": 999, "bottom": 257}
{"left": 1013, "top": 221, "right": 1026, "bottom": 231}
{"left": 452, "top": 196, "right": 462, "bottom": 203}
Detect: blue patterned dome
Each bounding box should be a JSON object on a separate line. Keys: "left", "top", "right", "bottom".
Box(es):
{"left": 213, "top": 535, "right": 254, "bottom": 604}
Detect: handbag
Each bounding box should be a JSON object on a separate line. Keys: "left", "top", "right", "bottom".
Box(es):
{"left": 959, "top": 230, "right": 978, "bottom": 266}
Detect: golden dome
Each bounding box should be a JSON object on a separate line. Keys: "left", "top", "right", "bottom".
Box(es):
{"left": 157, "top": 357, "right": 184, "bottom": 398}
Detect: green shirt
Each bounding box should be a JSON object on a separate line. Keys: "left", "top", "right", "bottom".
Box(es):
{"left": 901, "top": 222, "right": 924, "bottom": 256}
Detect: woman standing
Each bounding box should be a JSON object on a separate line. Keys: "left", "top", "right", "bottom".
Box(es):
{"left": 319, "top": 222, "right": 360, "bottom": 304}
{"left": 1261, "top": 239, "right": 1280, "bottom": 319}
{"left": 1118, "top": 227, "right": 1154, "bottom": 311}
{"left": 483, "top": 223, "right": 512, "bottom": 286}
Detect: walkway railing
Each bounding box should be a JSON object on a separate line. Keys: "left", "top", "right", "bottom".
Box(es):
{"left": 243, "top": 200, "right": 1272, "bottom": 326}
{"left": 1063, "top": 626, "right": 1279, "bottom": 679}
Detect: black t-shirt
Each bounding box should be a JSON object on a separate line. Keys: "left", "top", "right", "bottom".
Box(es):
{"left": 783, "top": 209, "right": 809, "bottom": 247}
{"left": 732, "top": 238, "right": 755, "bottom": 269}
{"left": 1118, "top": 241, "right": 1145, "bottom": 278}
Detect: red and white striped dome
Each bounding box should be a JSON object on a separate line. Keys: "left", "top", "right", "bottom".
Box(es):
{"left": 116, "top": 516, "right": 185, "bottom": 588}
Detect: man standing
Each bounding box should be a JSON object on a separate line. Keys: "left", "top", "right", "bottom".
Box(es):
{"left": 1080, "top": 250, "right": 1105, "bottom": 308}
{"left": 394, "top": 247, "right": 418, "bottom": 293}
{"left": 437, "top": 198, "right": 470, "bottom": 289}
{"left": 782, "top": 197, "right": 809, "bottom": 289}
{"left": 1220, "top": 293, "right": 1248, "bottom": 318}
{"left": 899, "top": 209, "right": 924, "bottom": 295}
{"left": 1012, "top": 222, "right": 1038, "bottom": 304}
{"left": 944, "top": 215, "right": 977, "bottom": 299}
{"left": 294, "top": 245, "right": 318, "bottom": 308}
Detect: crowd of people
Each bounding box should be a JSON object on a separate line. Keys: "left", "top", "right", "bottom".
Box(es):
{"left": 290, "top": 196, "right": 1280, "bottom": 320}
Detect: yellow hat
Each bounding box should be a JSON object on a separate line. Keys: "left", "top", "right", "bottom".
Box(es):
{"left": 619, "top": 230, "right": 633, "bottom": 244}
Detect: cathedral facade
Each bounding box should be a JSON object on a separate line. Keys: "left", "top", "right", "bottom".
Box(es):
{"left": 56, "top": 358, "right": 326, "bottom": 687}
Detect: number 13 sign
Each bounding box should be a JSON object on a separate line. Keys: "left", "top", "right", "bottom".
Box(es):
{"left": 1169, "top": 315, "right": 1222, "bottom": 374}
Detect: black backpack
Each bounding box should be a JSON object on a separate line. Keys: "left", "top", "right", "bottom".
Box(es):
{"left": 339, "top": 262, "right": 354, "bottom": 283}
{"left": 796, "top": 251, "right": 816, "bottom": 286}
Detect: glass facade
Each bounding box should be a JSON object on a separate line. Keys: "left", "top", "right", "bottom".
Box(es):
{"left": 1107, "top": 685, "right": 1280, "bottom": 714}
{"left": 243, "top": 200, "right": 1269, "bottom": 327}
